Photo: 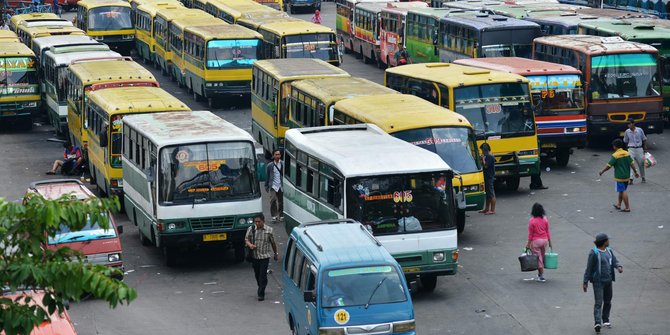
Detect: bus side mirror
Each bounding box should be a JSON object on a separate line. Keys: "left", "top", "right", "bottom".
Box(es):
{"left": 303, "top": 290, "right": 316, "bottom": 303}
{"left": 328, "top": 106, "right": 334, "bottom": 125}
{"left": 100, "top": 130, "right": 108, "bottom": 147}
{"left": 257, "top": 162, "right": 267, "bottom": 182}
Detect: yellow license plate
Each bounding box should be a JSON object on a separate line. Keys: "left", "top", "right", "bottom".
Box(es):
{"left": 541, "top": 143, "right": 557, "bottom": 149}
{"left": 203, "top": 233, "right": 227, "bottom": 242}
{"left": 403, "top": 267, "right": 420, "bottom": 273}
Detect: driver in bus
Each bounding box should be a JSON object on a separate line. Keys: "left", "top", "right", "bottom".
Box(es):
{"left": 231, "top": 47, "right": 244, "bottom": 60}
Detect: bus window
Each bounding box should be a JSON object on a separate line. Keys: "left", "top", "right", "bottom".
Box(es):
{"left": 393, "top": 127, "right": 480, "bottom": 174}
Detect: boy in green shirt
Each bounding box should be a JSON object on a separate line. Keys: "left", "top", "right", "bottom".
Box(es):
{"left": 599, "top": 139, "right": 639, "bottom": 212}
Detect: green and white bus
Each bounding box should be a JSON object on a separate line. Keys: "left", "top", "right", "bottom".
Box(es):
{"left": 283, "top": 123, "right": 459, "bottom": 292}
{"left": 122, "top": 110, "right": 266, "bottom": 266}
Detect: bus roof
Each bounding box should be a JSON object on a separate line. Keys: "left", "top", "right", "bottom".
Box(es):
{"left": 0, "top": 31, "right": 20, "bottom": 42}
{"left": 533, "top": 35, "right": 658, "bottom": 54}
{"left": 285, "top": 124, "right": 452, "bottom": 177}
{"left": 136, "top": 2, "right": 184, "bottom": 16}
{"left": 291, "top": 77, "right": 397, "bottom": 106}
{"left": 155, "top": 7, "right": 202, "bottom": 20}
{"left": 123, "top": 110, "right": 253, "bottom": 147}
{"left": 334, "top": 94, "right": 472, "bottom": 133}
{"left": 20, "top": 26, "right": 86, "bottom": 38}
{"left": 170, "top": 14, "right": 220, "bottom": 29}
{"left": 574, "top": 7, "right": 658, "bottom": 19}
{"left": 18, "top": 19, "right": 73, "bottom": 29}
{"left": 258, "top": 20, "right": 335, "bottom": 36}
{"left": 10, "top": 13, "right": 60, "bottom": 26}
{"left": 87, "top": 86, "right": 190, "bottom": 115}
{"left": 29, "top": 179, "right": 95, "bottom": 201}
{"left": 186, "top": 24, "right": 262, "bottom": 40}
{"left": 254, "top": 59, "right": 349, "bottom": 81}
{"left": 454, "top": 57, "right": 581, "bottom": 76}
{"left": 241, "top": 10, "right": 290, "bottom": 21}
{"left": 407, "top": 7, "right": 475, "bottom": 20}
{"left": 578, "top": 19, "right": 670, "bottom": 41}
{"left": 78, "top": 0, "right": 132, "bottom": 8}
{"left": 380, "top": 1, "right": 428, "bottom": 14}
{"left": 45, "top": 50, "right": 121, "bottom": 66}
{"left": 440, "top": 13, "right": 540, "bottom": 30}
{"left": 291, "top": 220, "right": 395, "bottom": 269}
{"left": 0, "top": 42, "right": 36, "bottom": 57}
{"left": 385, "top": 63, "right": 528, "bottom": 88}
{"left": 68, "top": 59, "right": 156, "bottom": 84}
{"left": 32, "top": 35, "right": 100, "bottom": 52}
{"left": 357, "top": 2, "right": 396, "bottom": 12}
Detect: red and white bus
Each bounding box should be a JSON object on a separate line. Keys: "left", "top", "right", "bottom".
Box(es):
{"left": 379, "top": 1, "right": 427, "bottom": 67}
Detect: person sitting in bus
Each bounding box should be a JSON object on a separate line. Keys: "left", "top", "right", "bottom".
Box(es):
{"left": 46, "top": 142, "right": 83, "bottom": 175}
{"left": 231, "top": 47, "right": 245, "bottom": 61}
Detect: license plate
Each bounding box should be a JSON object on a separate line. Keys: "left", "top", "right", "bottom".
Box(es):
{"left": 3, "top": 112, "right": 16, "bottom": 116}
{"left": 403, "top": 267, "right": 420, "bottom": 273}
{"left": 541, "top": 143, "right": 557, "bottom": 149}
{"left": 203, "top": 233, "right": 227, "bottom": 242}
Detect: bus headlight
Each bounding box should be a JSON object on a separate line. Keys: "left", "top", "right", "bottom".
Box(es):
{"left": 433, "top": 252, "right": 445, "bottom": 262}
{"left": 518, "top": 149, "right": 538, "bottom": 156}
{"left": 94, "top": 36, "right": 104, "bottom": 41}
{"left": 463, "top": 185, "right": 479, "bottom": 192}
{"left": 22, "top": 102, "right": 37, "bottom": 108}
{"left": 122, "top": 35, "right": 134, "bottom": 40}
{"left": 247, "top": 217, "right": 254, "bottom": 224}
{"left": 393, "top": 320, "right": 416, "bottom": 332}
{"left": 108, "top": 253, "right": 121, "bottom": 263}
{"left": 167, "top": 222, "right": 185, "bottom": 230}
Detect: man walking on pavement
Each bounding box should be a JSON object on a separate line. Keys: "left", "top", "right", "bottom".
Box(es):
{"left": 245, "top": 214, "right": 279, "bottom": 301}
{"left": 599, "top": 139, "right": 639, "bottom": 212}
{"left": 622, "top": 119, "right": 647, "bottom": 184}
{"left": 265, "top": 150, "right": 283, "bottom": 223}
{"left": 583, "top": 233, "right": 623, "bottom": 333}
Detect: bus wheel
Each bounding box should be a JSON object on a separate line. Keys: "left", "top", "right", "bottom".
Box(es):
{"left": 361, "top": 47, "right": 370, "bottom": 63}
{"left": 506, "top": 176, "right": 520, "bottom": 192}
{"left": 555, "top": 148, "right": 570, "bottom": 167}
{"left": 192, "top": 89, "right": 200, "bottom": 102}
{"left": 456, "top": 210, "right": 465, "bottom": 234}
{"left": 420, "top": 275, "right": 437, "bottom": 292}
{"left": 164, "top": 246, "right": 178, "bottom": 267}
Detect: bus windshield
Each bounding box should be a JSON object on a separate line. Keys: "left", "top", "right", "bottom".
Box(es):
{"left": 393, "top": 127, "right": 481, "bottom": 174}
{"left": 527, "top": 74, "right": 584, "bottom": 116}
{"left": 346, "top": 172, "right": 456, "bottom": 236}
{"left": 206, "top": 39, "right": 260, "bottom": 69}
{"left": 88, "top": 6, "right": 133, "bottom": 31}
{"left": 0, "top": 57, "right": 39, "bottom": 96}
{"left": 480, "top": 30, "right": 536, "bottom": 58}
{"left": 283, "top": 34, "right": 337, "bottom": 62}
{"left": 589, "top": 53, "right": 660, "bottom": 100}
{"left": 159, "top": 142, "right": 259, "bottom": 205}
{"left": 454, "top": 83, "right": 535, "bottom": 139}
{"left": 322, "top": 265, "right": 407, "bottom": 308}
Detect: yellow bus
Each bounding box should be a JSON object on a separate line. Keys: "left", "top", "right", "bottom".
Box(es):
{"left": 86, "top": 86, "right": 190, "bottom": 198}
{"left": 177, "top": 24, "right": 263, "bottom": 107}
{"left": 153, "top": 7, "right": 204, "bottom": 74}
{"left": 134, "top": 2, "right": 183, "bottom": 64}
{"left": 66, "top": 58, "right": 158, "bottom": 151}
{"left": 16, "top": 25, "right": 86, "bottom": 50}
{"left": 166, "top": 14, "right": 221, "bottom": 81}
{"left": 193, "top": 0, "right": 210, "bottom": 10}
{"left": 257, "top": 20, "right": 341, "bottom": 65}
{"left": 236, "top": 13, "right": 297, "bottom": 32}
{"left": 0, "top": 42, "right": 41, "bottom": 130}
{"left": 287, "top": 76, "right": 397, "bottom": 129}
{"left": 251, "top": 59, "right": 349, "bottom": 157}
{"left": 75, "top": 0, "right": 136, "bottom": 53}
{"left": 331, "top": 93, "right": 484, "bottom": 233}
{"left": 0, "top": 31, "right": 20, "bottom": 43}
{"left": 8, "top": 13, "right": 61, "bottom": 32}
{"left": 205, "top": 0, "right": 273, "bottom": 23}
{"left": 385, "top": 63, "right": 539, "bottom": 191}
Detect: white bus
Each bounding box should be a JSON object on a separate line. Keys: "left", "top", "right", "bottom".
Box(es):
{"left": 32, "top": 35, "right": 102, "bottom": 64}
{"left": 283, "top": 124, "right": 459, "bottom": 292}
{"left": 42, "top": 46, "right": 120, "bottom": 135}
{"left": 122, "top": 111, "right": 266, "bottom": 266}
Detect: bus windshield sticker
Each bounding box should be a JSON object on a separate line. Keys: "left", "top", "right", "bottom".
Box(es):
{"left": 393, "top": 190, "right": 413, "bottom": 203}
{"left": 187, "top": 186, "right": 230, "bottom": 193}
{"left": 175, "top": 150, "right": 189, "bottom": 163}
{"left": 334, "top": 309, "right": 350, "bottom": 325}
{"left": 182, "top": 159, "right": 228, "bottom": 172}
{"left": 485, "top": 104, "right": 501, "bottom": 114}
{"left": 364, "top": 194, "right": 393, "bottom": 201}
{"left": 409, "top": 137, "right": 462, "bottom": 146}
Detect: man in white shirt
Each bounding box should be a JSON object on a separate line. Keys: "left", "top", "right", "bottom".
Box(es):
{"left": 264, "top": 150, "right": 283, "bottom": 222}
{"left": 622, "top": 120, "right": 647, "bottom": 184}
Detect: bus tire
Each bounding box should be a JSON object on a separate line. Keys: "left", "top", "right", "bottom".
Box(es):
{"left": 361, "top": 47, "right": 370, "bottom": 63}
{"left": 555, "top": 148, "right": 570, "bottom": 167}
{"left": 456, "top": 210, "right": 465, "bottom": 234}
{"left": 192, "top": 89, "right": 200, "bottom": 102}
{"left": 420, "top": 275, "right": 437, "bottom": 292}
{"left": 506, "top": 176, "right": 520, "bottom": 192}
{"left": 164, "top": 246, "right": 178, "bottom": 267}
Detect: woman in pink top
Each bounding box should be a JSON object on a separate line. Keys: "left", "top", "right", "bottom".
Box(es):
{"left": 526, "top": 203, "right": 552, "bottom": 282}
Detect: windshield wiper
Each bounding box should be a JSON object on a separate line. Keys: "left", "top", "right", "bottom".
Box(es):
{"left": 56, "top": 234, "right": 87, "bottom": 243}
{"left": 364, "top": 276, "right": 387, "bottom": 309}
{"left": 91, "top": 234, "right": 116, "bottom": 240}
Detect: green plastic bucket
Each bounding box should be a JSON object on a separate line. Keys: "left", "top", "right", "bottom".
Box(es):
{"left": 544, "top": 250, "right": 558, "bottom": 269}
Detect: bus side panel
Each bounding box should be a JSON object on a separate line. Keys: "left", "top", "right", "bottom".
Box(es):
{"left": 67, "top": 99, "right": 86, "bottom": 148}
{"left": 123, "top": 158, "right": 155, "bottom": 239}
{"left": 251, "top": 93, "right": 280, "bottom": 153}
{"left": 282, "top": 182, "right": 341, "bottom": 234}
{"left": 406, "top": 37, "right": 438, "bottom": 64}
{"left": 86, "top": 127, "right": 108, "bottom": 194}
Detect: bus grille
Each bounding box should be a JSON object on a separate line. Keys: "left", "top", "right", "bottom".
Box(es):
{"left": 395, "top": 255, "right": 422, "bottom": 264}
{"left": 190, "top": 217, "right": 235, "bottom": 231}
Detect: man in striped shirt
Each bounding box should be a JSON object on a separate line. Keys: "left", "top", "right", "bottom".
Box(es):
{"left": 245, "top": 214, "right": 279, "bottom": 301}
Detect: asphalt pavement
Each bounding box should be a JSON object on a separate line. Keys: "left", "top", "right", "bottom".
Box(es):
{"left": 0, "top": 4, "right": 668, "bottom": 334}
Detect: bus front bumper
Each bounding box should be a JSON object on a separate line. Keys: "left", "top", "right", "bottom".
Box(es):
{"left": 464, "top": 191, "right": 485, "bottom": 211}
{"left": 494, "top": 158, "right": 539, "bottom": 178}
{"left": 588, "top": 118, "right": 664, "bottom": 136}
{"left": 204, "top": 81, "right": 251, "bottom": 96}
{"left": 159, "top": 229, "right": 248, "bottom": 248}
{"left": 0, "top": 101, "right": 40, "bottom": 119}
{"left": 539, "top": 132, "right": 587, "bottom": 151}
{"left": 395, "top": 249, "right": 459, "bottom": 278}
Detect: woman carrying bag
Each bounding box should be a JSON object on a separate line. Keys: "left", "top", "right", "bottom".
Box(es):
{"left": 526, "top": 203, "right": 552, "bottom": 282}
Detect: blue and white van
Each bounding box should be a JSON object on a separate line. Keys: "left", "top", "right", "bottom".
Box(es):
{"left": 282, "top": 219, "right": 416, "bottom": 335}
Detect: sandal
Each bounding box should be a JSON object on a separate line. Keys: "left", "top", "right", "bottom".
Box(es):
{"left": 45, "top": 171, "right": 55, "bottom": 175}
{"left": 613, "top": 204, "right": 621, "bottom": 210}
{"left": 485, "top": 211, "right": 496, "bottom": 215}
{"left": 621, "top": 209, "right": 630, "bottom": 213}
{"left": 478, "top": 210, "right": 488, "bottom": 214}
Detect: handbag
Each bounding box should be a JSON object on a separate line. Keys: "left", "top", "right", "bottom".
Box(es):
{"left": 245, "top": 225, "right": 256, "bottom": 263}
{"left": 644, "top": 151, "right": 656, "bottom": 168}
{"left": 519, "top": 248, "right": 539, "bottom": 272}
{"left": 544, "top": 248, "right": 558, "bottom": 269}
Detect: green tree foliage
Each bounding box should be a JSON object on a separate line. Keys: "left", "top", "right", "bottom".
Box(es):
{"left": 0, "top": 194, "right": 137, "bottom": 335}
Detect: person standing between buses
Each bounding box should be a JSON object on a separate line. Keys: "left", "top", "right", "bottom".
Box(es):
{"left": 479, "top": 143, "right": 496, "bottom": 215}
{"left": 623, "top": 119, "right": 647, "bottom": 184}
{"left": 599, "top": 139, "right": 639, "bottom": 212}
{"left": 525, "top": 203, "right": 552, "bottom": 282}
{"left": 245, "top": 214, "right": 279, "bottom": 301}
{"left": 311, "top": 9, "right": 322, "bottom": 24}
{"left": 265, "top": 150, "right": 284, "bottom": 222}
